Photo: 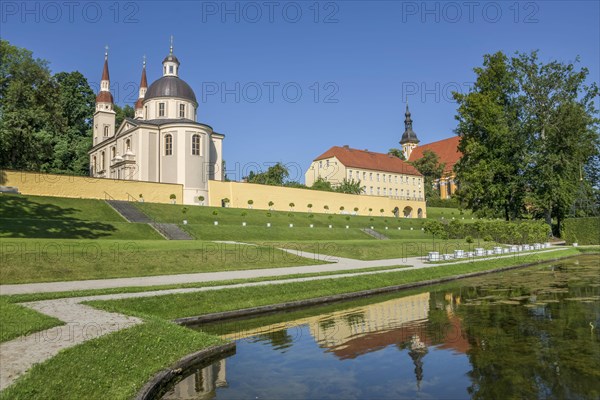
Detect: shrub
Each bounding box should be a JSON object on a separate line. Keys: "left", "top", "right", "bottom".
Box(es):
{"left": 562, "top": 217, "right": 600, "bottom": 244}
{"left": 139, "top": 194, "right": 143, "bottom": 198}
{"left": 287, "top": 212, "right": 294, "bottom": 218}
{"left": 289, "top": 202, "right": 295, "bottom": 208}
{"left": 345, "top": 216, "right": 350, "bottom": 221}
{"left": 212, "top": 210, "right": 218, "bottom": 216}
{"left": 268, "top": 201, "right": 274, "bottom": 207}
{"left": 340, "top": 206, "right": 345, "bottom": 211}
{"left": 247, "top": 199, "right": 253, "bottom": 205}
{"left": 198, "top": 196, "right": 205, "bottom": 202}
{"left": 328, "top": 215, "right": 333, "bottom": 220}
{"left": 222, "top": 198, "right": 230, "bottom": 204}
{"left": 354, "top": 207, "right": 359, "bottom": 212}
{"left": 308, "top": 214, "right": 314, "bottom": 218}
{"left": 266, "top": 212, "right": 272, "bottom": 217}
{"left": 465, "top": 235, "right": 474, "bottom": 244}
{"left": 483, "top": 235, "right": 493, "bottom": 242}
{"left": 169, "top": 194, "right": 176, "bottom": 200}
{"left": 241, "top": 211, "right": 247, "bottom": 217}
{"left": 307, "top": 203, "right": 313, "bottom": 209}
{"left": 182, "top": 207, "right": 188, "bottom": 215}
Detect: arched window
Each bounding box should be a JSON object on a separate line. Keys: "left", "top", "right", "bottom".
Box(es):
{"left": 165, "top": 134, "right": 173, "bottom": 156}
{"left": 125, "top": 139, "right": 131, "bottom": 152}
{"left": 100, "top": 151, "right": 105, "bottom": 170}
{"left": 103, "top": 126, "right": 109, "bottom": 137}
{"left": 192, "top": 134, "right": 200, "bottom": 156}
{"left": 92, "top": 156, "right": 97, "bottom": 172}
{"left": 111, "top": 146, "right": 116, "bottom": 159}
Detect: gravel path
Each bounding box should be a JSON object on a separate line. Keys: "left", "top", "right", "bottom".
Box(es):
{"left": 0, "top": 247, "right": 568, "bottom": 390}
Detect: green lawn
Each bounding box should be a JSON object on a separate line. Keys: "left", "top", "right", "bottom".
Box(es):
{"left": 0, "top": 297, "right": 63, "bottom": 343}
{"left": 88, "top": 247, "right": 579, "bottom": 321}
{"left": 426, "top": 206, "right": 475, "bottom": 220}
{"left": 0, "top": 318, "right": 224, "bottom": 400}
{"left": 138, "top": 203, "right": 429, "bottom": 229}
{"left": 0, "top": 194, "right": 161, "bottom": 240}
{"left": 255, "top": 238, "right": 498, "bottom": 260}
{"left": 0, "top": 239, "right": 324, "bottom": 284}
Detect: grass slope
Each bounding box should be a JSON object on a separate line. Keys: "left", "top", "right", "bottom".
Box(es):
{"left": 0, "top": 194, "right": 161, "bottom": 240}
{"left": 0, "top": 239, "right": 324, "bottom": 284}
{"left": 0, "top": 298, "right": 63, "bottom": 343}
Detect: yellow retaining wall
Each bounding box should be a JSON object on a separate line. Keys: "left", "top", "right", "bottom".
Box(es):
{"left": 1, "top": 170, "right": 183, "bottom": 204}
{"left": 208, "top": 180, "right": 427, "bottom": 217}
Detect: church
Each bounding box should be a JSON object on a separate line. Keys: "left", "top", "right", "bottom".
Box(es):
{"left": 88, "top": 41, "right": 224, "bottom": 205}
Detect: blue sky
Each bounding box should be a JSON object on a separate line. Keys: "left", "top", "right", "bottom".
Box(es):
{"left": 3, "top": 1, "right": 599, "bottom": 182}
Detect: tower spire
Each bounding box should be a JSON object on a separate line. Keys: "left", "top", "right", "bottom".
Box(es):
{"left": 135, "top": 56, "right": 148, "bottom": 119}
{"left": 170, "top": 35, "right": 174, "bottom": 54}
{"left": 400, "top": 102, "right": 419, "bottom": 159}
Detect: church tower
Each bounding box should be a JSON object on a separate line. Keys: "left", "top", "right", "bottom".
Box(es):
{"left": 134, "top": 57, "right": 148, "bottom": 120}
{"left": 93, "top": 47, "right": 116, "bottom": 145}
{"left": 400, "top": 104, "right": 419, "bottom": 159}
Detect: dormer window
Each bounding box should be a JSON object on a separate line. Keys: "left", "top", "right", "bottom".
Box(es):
{"left": 169, "top": 65, "right": 173, "bottom": 74}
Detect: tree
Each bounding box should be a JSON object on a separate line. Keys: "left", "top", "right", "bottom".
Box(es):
{"left": 114, "top": 104, "right": 134, "bottom": 129}
{"left": 53, "top": 71, "right": 95, "bottom": 174}
{"left": 388, "top": 148, "right": 406, "bottom": 160}
{"left": 310, "top": 177, "right": 334, "bottom": 192}
{"left": 335, "top": 178, "right": 364, "bottom": 194}
{"left": 0, "top": 40, "right": 63, "bottom": 171}
{"left": 246, "top": 162, "right": 289, "bottom": 186}
{"left": 453, "top": 51, "right": 527, "bottom": 221}
{"left": 512, "top": 51, "right": 599, "bottom": 231}
{"left": 409, "top": 150, "right": 445, "bottom": 200}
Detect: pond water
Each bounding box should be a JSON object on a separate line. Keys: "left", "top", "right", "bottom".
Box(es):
{"left": 162, "top": 255, "right": 600, "bottom": 399}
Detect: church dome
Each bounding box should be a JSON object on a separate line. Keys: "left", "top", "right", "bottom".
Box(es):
{"left": 144, "top": 76, "right": 197, "bottom": 104}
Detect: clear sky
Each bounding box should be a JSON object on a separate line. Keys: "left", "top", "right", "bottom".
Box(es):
{"left": 2, "top": 0, "right": 599, "bottom": 182}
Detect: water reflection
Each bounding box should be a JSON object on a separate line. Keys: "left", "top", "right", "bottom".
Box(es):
{"left": 163, "top": 255, "right": 600, "bottom": 399}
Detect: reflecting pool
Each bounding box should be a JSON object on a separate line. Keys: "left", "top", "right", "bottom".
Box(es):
{"left": 163, "top": 255, "right": 600, "bottom": 399}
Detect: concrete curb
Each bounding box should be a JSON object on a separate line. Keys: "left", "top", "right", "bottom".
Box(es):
{"left": 134, "top": 342, "right": 236, "bottom": 400}
{"left": 174, "top": 252, "right": 580, "bottom": 327}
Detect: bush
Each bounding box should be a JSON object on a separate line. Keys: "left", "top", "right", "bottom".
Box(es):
{"left": 345, "top": 216, "right": 350, "bottom": 221}
{"left": 563, "top": 217, "right": 600, "bottom": 244}
{"left": 465, "top": 235, "right": 474, "bottom": 244}
{"left": 266, "top": 212, "right": 272, "bottom": 217}
{"left": 241, "top": 211, "right": 247, "bottom": 217}
{"left": 308, "top": 214, "right": 314, "bottom": 218}
{"left": 483, "top": 235, "right": 493, "bottom": 242}
{"left": 212, "top": 210, "right": 218, "bottom": 216}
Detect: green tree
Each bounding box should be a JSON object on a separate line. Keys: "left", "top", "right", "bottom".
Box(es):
{"left": 0, "top": 40, "right": 63, "bottom": 170}
{"left": 310, "top": 176, "right": 334, "bottom": 192}
{"left": 52, "top": 71, "right": 95, "bottom": 174}
{"left": 512, "top": 51, "right": 599, "bottom": 231}
{"left": 335, "top": 178, "right": 363, "bottom": 194}
{"left": 409, "top": 150, "right": 445, "bottom": 200}
{"left": 388, "top": 148, "right": 406, "bottom": 160}
{"left": 453, "top": 51, "right": 527, "bottom": 221}
{"left": 114, "top": 104, "right": 134, "bottom": 129}
{"left": 247, "top": 162, "right": 289, "bottom": 186}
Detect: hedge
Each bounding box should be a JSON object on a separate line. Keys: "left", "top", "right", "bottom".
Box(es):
{"left": 562, "top": 217, "right": 600, "bottom": 245}
{"left": 444, "top": 220, "right": 550, "bottom": 244}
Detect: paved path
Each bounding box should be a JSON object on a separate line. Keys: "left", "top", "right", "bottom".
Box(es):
{"left": 0, "top": 246, "right": 569, "bottom": 390}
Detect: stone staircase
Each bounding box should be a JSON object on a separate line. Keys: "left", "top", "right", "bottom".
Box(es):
{"left": 360, "top": 228, "right": 389, "bottom": 240}
{"left": 106, "top": 200, "right": 193, "bottom": 240}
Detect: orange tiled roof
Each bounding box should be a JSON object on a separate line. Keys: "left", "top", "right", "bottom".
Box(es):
{"left": 314, "top": 146, "right": 422, "bottom": 176}
{"left": 409, "top": 136, "right": 461, "bottom": 175}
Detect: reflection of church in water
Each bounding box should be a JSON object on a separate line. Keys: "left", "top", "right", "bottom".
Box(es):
{"left": 161, "top": 359, "right": 227, "bottom": 400}
{"left": 165, "top": 292, "right": 468, "bottom": 397}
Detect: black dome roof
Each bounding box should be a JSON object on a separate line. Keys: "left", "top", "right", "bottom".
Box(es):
{"left": 145, "top": 76, "right": 197, "bottom": 104}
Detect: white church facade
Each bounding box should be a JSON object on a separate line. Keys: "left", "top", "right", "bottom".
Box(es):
{"left": 88, "top": 43, "right": 224, "bottom": 205}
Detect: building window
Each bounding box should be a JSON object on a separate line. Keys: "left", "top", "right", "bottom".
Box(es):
{"left": 370, "top": 187, "right": 373, "bottom": 194}
{"left": 395, "top": 176, "right": 398, "bottom": 183}
{"left": 377, "top": 174, "right": 380, "bottom": 182}
{"left": 103, "top": 126, "right": 109, "bottom": 137}
{"left": 369, "top": 173, "right": 373, "bottom": 181}
{"left": 319, "top": 161, "right": 322, "bottom": 169}
{"left": 180, "top": 104, "right": 185, "bottom": 118}
{"left": 144, "top": 106, "right": 148, "bottom": 119}
{"left": 111, "top": 146, "right": 116, "bottom": 159}
{"left": 363, "top": 172, "right": 366, "bottom": 180}
{"left": 192, "top": 134, "right": 200, "bottom": 156}
{"left": 125, "top": 139, "right": 131, "bottom": 152}
{"left": 348, "top": 170, "right": 352, "bottom": 178}
{"left": 165, "top": 134, "right": 173, "bottom": 156}
{"left": 383, "top": 175, "right": 386, "bottom": 183}
{"left": 413, "top": 190, "right": 416, "bottom": 198}
{"left": 383, "top": 188, "right": 387, "bottom": 196}
{"left": 159, "top": 103, "right": 165, "bottom": 117}
{"left": 92, "top": 156, "right": 97, "bottom": 172}
{"left": 389, "top": 175, "right": 392, "bottom": 182}
{"left": 100, "top": 151, "right": 105, "bottom": 170}
{"left": 169, "top": 65, "right": 174, "bottom": 74}
{"left": 326, "top": 160, "right": 330, "bottom": 168}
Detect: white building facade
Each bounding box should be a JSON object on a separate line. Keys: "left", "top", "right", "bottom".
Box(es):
{"left": 88, "top": 44, "right": 224, "bottom": 205}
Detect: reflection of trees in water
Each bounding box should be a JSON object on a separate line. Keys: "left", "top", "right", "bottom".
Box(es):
{"left": 252, "top": 329, "right": 294, "bottom": 352}
{"left": 455, "top": 260, "right": 600, "bottom": 399}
